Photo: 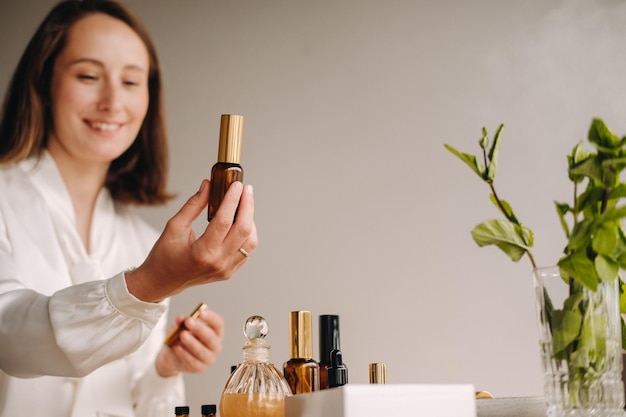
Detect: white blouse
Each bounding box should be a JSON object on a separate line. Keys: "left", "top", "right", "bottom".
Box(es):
{"left": 0, "top": 152, "right": 184, "bottom": 417}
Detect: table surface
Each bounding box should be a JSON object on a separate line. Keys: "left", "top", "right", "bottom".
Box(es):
{"left": 476, "top": 397, "right": 546, "bottom": 417}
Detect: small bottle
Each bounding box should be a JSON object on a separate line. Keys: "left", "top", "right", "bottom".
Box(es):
{"left": 201, "top": 404, "right": 217, "bottom": 417}
{"left": 219, "top": 315, "right": 292, "bottom": 417}
{"left": 207, "top": 114, "right": 244, "bottom": 222}
{"left": 283, "top": 311, "right": 320, "bottom": 394}
{"left": 319, "top": 314, "right": 344, "bottom": 389}
{"left": 175, "top": 406, "right": 190, "bottom": 417}
{"left": 369, "top": 363, "right": 387, "bottom": 384}
{"left": 327, "top": 349, "right": 348, "bottom": 388}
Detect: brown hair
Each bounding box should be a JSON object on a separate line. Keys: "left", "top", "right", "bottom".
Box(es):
{"left": 0, "top": 0, "right": 173, "bottom": 205}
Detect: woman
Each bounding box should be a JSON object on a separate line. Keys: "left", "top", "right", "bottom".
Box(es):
{"left": 0, "top": 0, "right": 257, "bottom": 416}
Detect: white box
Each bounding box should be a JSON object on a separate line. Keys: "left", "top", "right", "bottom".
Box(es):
{"left": 285, "top": 384, "right": 477, "bottom": 417}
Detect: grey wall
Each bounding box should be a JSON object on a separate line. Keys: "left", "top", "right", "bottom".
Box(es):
{"left": 3, "top": 0, "right": 626, "bottom": 411}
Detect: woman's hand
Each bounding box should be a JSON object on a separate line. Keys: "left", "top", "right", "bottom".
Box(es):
{"left": 155, "top": 307, "right": 224, "bottom": 377}
{"left": 126, "top": 179, "right": 257, "bottom": 303}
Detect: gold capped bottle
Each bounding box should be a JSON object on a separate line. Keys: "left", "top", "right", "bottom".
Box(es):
{"left": 283, "top": 311, "right": 320, "bottom": 394}
{"left": 219, "top": 316, "right": 292, "bottom": 417}
{"left": 207, "top": 114, "right": 244, "bottom": 222}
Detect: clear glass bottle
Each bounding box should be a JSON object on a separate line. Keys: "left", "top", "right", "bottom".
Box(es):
{"left": 219, "top": 316, "right": 292, "bottom": 417}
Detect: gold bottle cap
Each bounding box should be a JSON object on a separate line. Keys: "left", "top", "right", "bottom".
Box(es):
{"left": 289, "top": 311, "right": 313, "bottom": 359}
{"left": 369, "top": 363, "right": 387, "bottom": 384}
{"left": 217, "top": 114, "right": 244, "bottom": 163}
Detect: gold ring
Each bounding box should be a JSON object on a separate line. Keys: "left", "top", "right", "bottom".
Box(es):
{"left": 238, "top": 247, "right": 250, "bottom": 257}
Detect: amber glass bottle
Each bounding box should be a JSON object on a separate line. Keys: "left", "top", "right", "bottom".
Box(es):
{"left": 283, "top": 311, "right": 319, "bottom": 394}
{"left": 207, "top": 114, "right": 244, "bottom": 222}
{"left": 174, "top": 406, "right": 190, "bottom": 417}
{"left": 201, "top": 404, "right": 217, "bottom": 417}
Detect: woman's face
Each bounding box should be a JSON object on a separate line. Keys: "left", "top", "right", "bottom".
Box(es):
{"left": 48, "top": 12, "right": 150, "bottom": 168}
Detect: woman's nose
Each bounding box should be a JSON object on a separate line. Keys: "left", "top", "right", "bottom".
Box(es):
{"left": 96, "top": 81, "right": 122, "bottom": 112}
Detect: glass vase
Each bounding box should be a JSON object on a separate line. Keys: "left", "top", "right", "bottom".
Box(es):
{"left": 533, "top": 266, "right": 625, "bottom": 417}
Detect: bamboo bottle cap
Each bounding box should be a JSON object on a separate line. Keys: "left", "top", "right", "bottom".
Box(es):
{"left": 369, "top": 362, "right": 387, "bottom": 384}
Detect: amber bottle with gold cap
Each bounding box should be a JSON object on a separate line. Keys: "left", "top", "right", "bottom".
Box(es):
{"left": 283, "top": 311, "right": 320, "bottom": 394}
{"left": 207, "top": 114, "right": 244, "bottom": 222}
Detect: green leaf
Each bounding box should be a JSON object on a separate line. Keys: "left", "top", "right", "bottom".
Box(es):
{"left": 444, "top": 144, "right": 485, "bottom": 180}
{"left": 551, "top": 309, "right": 582, "bottom": 354}
{"left": 575, "top": 186, "right": 604, "bottom": 214}
{"left": 608, "top": 184, "right": 626, "bottom": 200}
{"left": 490, "top": 195, "right": 520, "bottom": 225}
{"left": 479, "top": 127, "right": 488, "bottom": 149}
{"left": 558, "top": 252, "right": 599, "bottom": 291}
{"left": 592, "top": 222, "right": 618, "bottom": 256}
{"left": 471, "top": 219, "right": 532, "bottom": 262}
{"left": 486, "top": 124, "right": 504, "bottom": 183}
{"left": 595, "top": 255, "right": 619, "bottom": 282}
{"left": 555, "top": 201, "right": 571, "bottom": 237}
{"left": 588, "top": 118, "right": 621, "bottom": 154}
{"left": 579, "top": 313, "right": 608, "bottom": 355}
{"left": 569, "top": 156, "right": 604, "bottom": 186}
{"left": 568, "top": 141, "right": 592, "bottom": 183}
{"left": 566, "top": 220, "right": 592, "bottom": 252}
{"left": 599, "top": 205, "right": 626, "bottom": 223}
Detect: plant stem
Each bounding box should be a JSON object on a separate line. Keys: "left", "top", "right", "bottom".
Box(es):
{"left": 488, "top": 182, "right": 538, "bottom": 269}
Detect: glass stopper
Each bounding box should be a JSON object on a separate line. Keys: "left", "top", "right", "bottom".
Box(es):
{"left": 244, "top": 315, "right": 268, "bottom": 340}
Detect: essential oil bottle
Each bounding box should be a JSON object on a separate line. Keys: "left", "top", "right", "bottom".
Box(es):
{"left": 174, "top": 406, "right": 190, "bottom": 417}
{"left": 319, "top": 314, "right": 344, "bottom": 389}
{"left": 201, "top": 404, "right": 217, "bottom": 417}
{"left": 283, "top": 311, "right": 320, "bottom": 394}
{"left": 207, "top": 114, "right": 244, "bottom": 222}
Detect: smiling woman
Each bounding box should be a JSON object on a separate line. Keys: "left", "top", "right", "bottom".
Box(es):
{"left": 0, "top": 1, "right": 258, "bottom": 416}
{"left": 48, "top": 13, "right": 151, "bottom": 249}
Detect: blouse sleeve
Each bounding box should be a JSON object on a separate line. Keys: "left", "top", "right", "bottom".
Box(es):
{"left": 0, "top": 270, "right": 167, "bottom": 378}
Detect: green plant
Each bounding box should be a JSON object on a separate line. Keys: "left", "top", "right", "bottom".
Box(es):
{"left": 444, "top": 118, "right": 626, "bottom": 367}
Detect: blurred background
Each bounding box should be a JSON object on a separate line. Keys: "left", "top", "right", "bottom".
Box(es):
{"left": 3, "top": 0, "right": 626, "bottom": 410}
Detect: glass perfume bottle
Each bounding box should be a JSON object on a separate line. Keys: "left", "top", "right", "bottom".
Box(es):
{"left": 207, "top": 114, "right": 244, "bottom": 222}
{"left": 219, "top": 315, "right": 292, "bottom": 417}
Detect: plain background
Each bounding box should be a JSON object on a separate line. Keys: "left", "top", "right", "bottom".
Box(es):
{"left": 3, "top": 0, "right": 626, "bottom": 411}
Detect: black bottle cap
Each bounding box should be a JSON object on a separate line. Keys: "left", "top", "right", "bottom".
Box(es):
{"left": 201, "top": 404, "right": 217, "bottom": 415}
{"left": 175, "top": 406, "right": 190, "bottom": 415}
{"left": 319, "top": 315, "right": 340, "bottom": 365}
{"left": 327, "top": 349, "right": 348, "bottom": 388}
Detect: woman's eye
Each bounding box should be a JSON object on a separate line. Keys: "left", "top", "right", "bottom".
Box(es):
{"left": 77, "top": 74, "right": 98, "bottom": 82}
{"left": 123, "top": 80, "right": 140, "bottom": 87}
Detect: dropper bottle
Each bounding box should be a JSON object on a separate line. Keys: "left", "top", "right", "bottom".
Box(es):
{"left": 319, "top": 314, "right": 343, "bottom": 389}
{"left": 207, "top": 114, "right": 244, "bottom": 221}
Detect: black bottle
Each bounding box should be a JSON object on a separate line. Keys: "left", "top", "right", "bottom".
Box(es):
{"left": 319, "top": 314, "right": 344, "bottom": 389}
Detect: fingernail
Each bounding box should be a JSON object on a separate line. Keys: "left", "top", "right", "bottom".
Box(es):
{"left": 246, "top": 184, "right": 254, "bottom": 196}
{"left": 198, "top": 180, "right": 206, "bottom": 193}
{"left": 232, "top": 181, "right": 243, "bottom": 192}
